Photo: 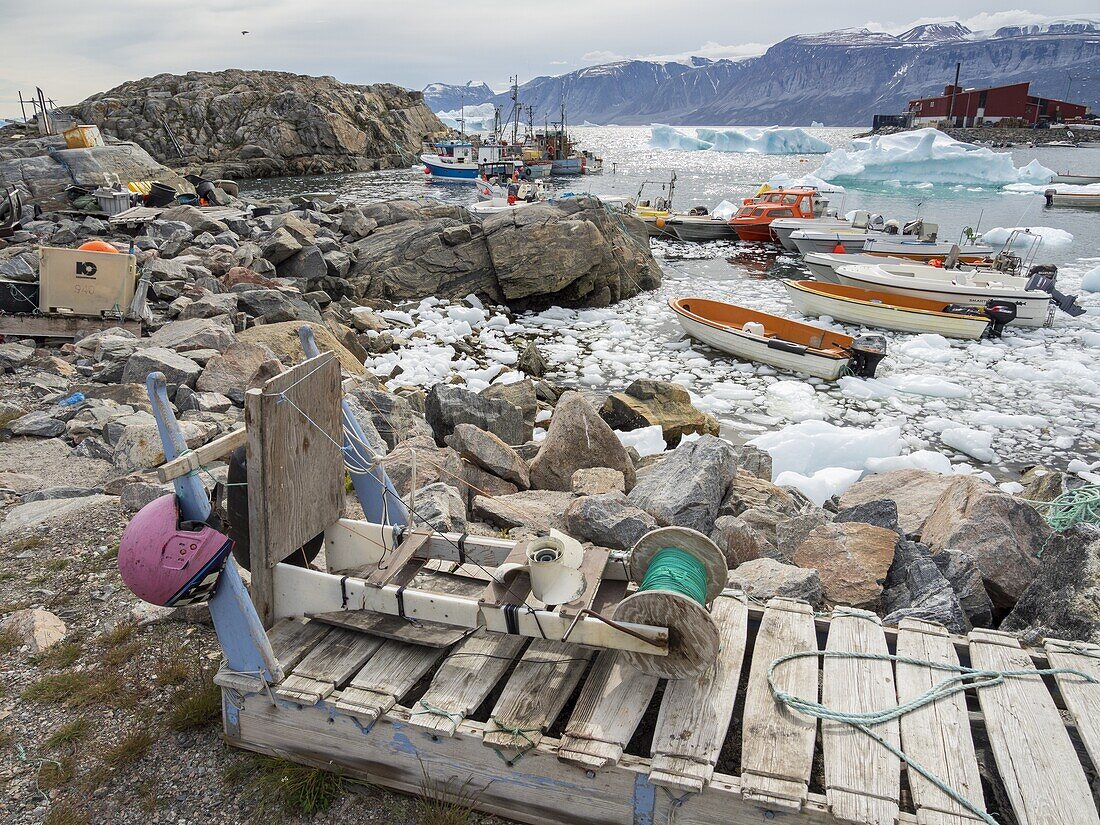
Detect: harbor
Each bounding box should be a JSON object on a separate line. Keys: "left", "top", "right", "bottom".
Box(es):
{"left": 2, "top": 12, "right": 1100, "bottom": 825}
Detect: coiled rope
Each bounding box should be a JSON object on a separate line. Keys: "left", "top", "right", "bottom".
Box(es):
{"left": 768, "top": 649, "right": 1096, "bottom": 824}
{"left": 638, "top": 546, "right": 709, "bottom": 605}
{"left": 1026, "top": 484, "right": 1100, "bottom": 531}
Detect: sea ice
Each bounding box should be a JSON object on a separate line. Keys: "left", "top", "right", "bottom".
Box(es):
{"left": 434, "top": 103, "right": 496, "bottom": 132}
{"left": 766, "top": 173, "right": 844, "bottom": 193}
{"left": 940, "top": 427, "right": 996, "bottom": 463}
{"left": 649, "top": 124, "right": 713, "bottom": 151}
{"left": 865, "top": 450, "right": 953, "bottom": 475}
{"left": 775, "top": 467, "right": 863, "bottom": 507}
{"left": 694, "top": 126, "right": 831, "bottom": 155}
{"left": 811, "top": 121, "right": 825, "bottom": 127}
{"left": 981, "top": 226, "right": 1074, "bottom": 249}
{"left": 1082, "top": 266, "right": 1100, "bottom": 293}
{"left": 615, "top": 425, "right": 666, "bottom": 457}
{"left": 811, "top": 128, "right": 1055, "bottom": 187}
{"left": 749, "top": 420, "right": 902, "bottom": 481}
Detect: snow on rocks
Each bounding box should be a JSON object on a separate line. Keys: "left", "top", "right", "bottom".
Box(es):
{"left": 812, "top": 128, "right": 1055, "bottom": 187}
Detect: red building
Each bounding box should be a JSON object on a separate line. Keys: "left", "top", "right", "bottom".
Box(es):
{"left": 908, "top": 82, "right": 1090, "bottom": 127}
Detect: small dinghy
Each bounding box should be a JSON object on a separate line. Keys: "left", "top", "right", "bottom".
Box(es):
{"left": 669, "top": 297, "right": 886, "bottom": 380}
{"left": 783, "top": 280, "right": 1016, "bottom": 340}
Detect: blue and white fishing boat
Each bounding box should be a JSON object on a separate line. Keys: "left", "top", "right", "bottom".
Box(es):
{"left": 421, "top": 140, "right": 479, "bottom": 182}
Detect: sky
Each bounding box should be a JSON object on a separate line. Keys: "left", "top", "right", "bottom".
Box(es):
{"left": 1, "top": 3, "right": 1097, "bottom": 118}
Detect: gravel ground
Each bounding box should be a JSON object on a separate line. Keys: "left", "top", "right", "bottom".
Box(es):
{"left": 0, "top": 427, "right": 512, "bottom": 825}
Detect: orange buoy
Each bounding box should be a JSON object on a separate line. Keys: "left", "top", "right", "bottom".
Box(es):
{"left": 656, "top": 218, "right": 666, "bottom": 229}
{"left": 77, "top": 241, "right": 119, "bottom": 254}
{"left": 832, "top": 242, "right": 845, "bottom": 254}
{"left": 929, "top": 258, "right": 944, "bottom": 268}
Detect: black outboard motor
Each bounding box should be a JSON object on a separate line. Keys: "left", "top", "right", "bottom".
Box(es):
{"left": 982, "top": 300, "right": 1017, "bottom": 338}
{"left": 847, "top": 334, "right": 888, "bottom": 378}
{"left": 1025, "top": 264, "right": 1087, "bottom": 317}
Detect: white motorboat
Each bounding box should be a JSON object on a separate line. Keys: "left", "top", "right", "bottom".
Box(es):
{"left": 669, "top": 296, "right": 886, "bottom": 380}
{"left": 803, "top": 252, "right": 928, "bottom": 283}
{"left": 861, "top": 237, "right": 995, "bottom": 263}
{"left": 664, "top": 212, "right": 740, "bottom": 243}
{"left": 771, "top": 216, "right": 849, "bottom": 251}
{"left": 783, "top": 280, "right": 1013, "bottom": 340}
{"left": 833, "top": 263, "right": 1054, "bottom": 327}
{"left": 790, "top": 227, "right": 883, "bottom": 256}
{"left": 1044, "top": 189, "right": 1100, "bottom": 209}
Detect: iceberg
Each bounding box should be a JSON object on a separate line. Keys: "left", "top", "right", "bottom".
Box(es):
{"left": 812, "top": 128, "right": 1055, "bottom": 186}
{"left": 1082, "top": 266, "right": 1100, "bottom": 293}
{"left": 435, "top": 102, "right": 497, "bottom": 132}
{"left": 811, "top": 121, "right": 825, "bottom": 128}
{"left": 766, "top": 172, "right": 845, "bottom": 193}
{"left": 649, "top": 124, "right": 713, "bottom": 151}
{"left": 981, "top": 226, "right": 1074, "bottom": 249}
{"left": 695, "top": 126, "right": 831, "bottom": 154}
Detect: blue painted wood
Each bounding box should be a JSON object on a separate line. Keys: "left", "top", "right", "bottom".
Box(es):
{"left": 297, "top": 325, "right": 408, "bottom": 527}
{"left": 145, "top": 371, "right": 282, "bottom": 684}
{"left": 632, "top": 773, "right": 655, "bottom": 825}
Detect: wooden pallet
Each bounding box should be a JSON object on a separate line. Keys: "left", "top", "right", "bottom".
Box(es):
{"left": 0, "top": 313, "right": 141, "bottom": 341}
{"left": 216, "top": 599, "right": 1100, "bottom": 825}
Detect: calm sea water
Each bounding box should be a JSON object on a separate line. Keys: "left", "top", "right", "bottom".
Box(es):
{"left": 244, "top": 125, "right": 1100, "bottom": 268}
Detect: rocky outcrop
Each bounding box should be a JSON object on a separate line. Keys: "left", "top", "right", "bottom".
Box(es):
{"left": 599, "top": 379, "right": 719, "bottom": 448}
{"left": 348, "top": 198, "right": 661, "bottom": 311}
{"left": 839, "top": 469, "right": 956, "bottom": 537}
{"left": 70, "top": 70, "right": 447, "bottom": 179}
{"left": 793, "top": 521, "right": 897, "bottom": 610}
{"left": 728, "top": 558, "right": 823, "bottom": 607}
{"left": 627, "top": 435, "right": 737, "bottom": 534}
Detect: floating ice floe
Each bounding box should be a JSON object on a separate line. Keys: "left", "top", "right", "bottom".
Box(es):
{"left": 1082, "top": 266, "right": 1100, "bottom": 293}
{"left": 981, "top": 226, "right": 1074, "bottom": 249}
{"left": 811, "top": 121, "right": 825, "bottom": 128}
{"left": 434, "top": 103, "right": 496, "bottom": 132}
{"left": 650, "top": 124, "right": 830, "bottom": 154}
{"left": 811, "top": 128, "right": 1055, "bottom": 187}
{"left": 940, "top": 427, "right": 997, "bottom": 463}
{"left": 615, "top": 425, "right": 666, "bottom": 458}
{"left": 694, "top": 126, "right": 831, "bottom": 154}
{"left": 766, "top": 172, "right": 845, "bottom": 193}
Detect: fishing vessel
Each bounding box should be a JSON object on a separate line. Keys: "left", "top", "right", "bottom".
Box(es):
{"left": 663, "top": 209, "right": 740, "bottom": 243}
{"left": 1051, "top": 173, "right": 1100, "bottom": 185}
{"left": 632, "top": 174, "right": 678, "bottom": 237}
{"left": 783, "top": 279, "right": 1015, "bottom": 340}
{"left": 669, "top": 296, "right": 886, "bottom": 380}
{"left": 833, "top": 263, "right": 1056, "bottom": 327}
{"left": 421, "top": 139, "right": 518, "bottom": 182}
{"left": 729, "top": 189, "right": 829, "bottom": 243}
{"left": 771, "top": 216, "right": 849, "bottom": 251}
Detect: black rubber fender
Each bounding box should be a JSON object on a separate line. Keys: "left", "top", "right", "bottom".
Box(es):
{"left": 226, "top": 446, "right": 323, "bottom": 570}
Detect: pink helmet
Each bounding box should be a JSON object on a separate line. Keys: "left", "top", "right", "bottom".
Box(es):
{"left": 118, "top": 494, "right": 233, "bottom": 606}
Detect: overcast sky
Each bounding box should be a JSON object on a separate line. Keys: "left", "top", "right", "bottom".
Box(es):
{"left": 1, "top": 3, "right": 1096, "bottom": 117}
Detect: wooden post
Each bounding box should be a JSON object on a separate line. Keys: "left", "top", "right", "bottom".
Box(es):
{"left": 245, "top": 352, "right": 344, "bottom": 627}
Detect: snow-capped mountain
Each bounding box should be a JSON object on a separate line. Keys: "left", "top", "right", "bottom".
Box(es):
{"left": 421, "top": 82, "right": 494, "bottom": 112}
{"left": 429, "top": 18, "right": 1099, "bottom": 126}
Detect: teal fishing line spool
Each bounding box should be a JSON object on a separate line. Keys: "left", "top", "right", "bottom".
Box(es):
{"left": 637, "top": 547, "right": 710, "bottom": 605}
{"left": 612, "top": 526, "right": 729, "bottom": 680}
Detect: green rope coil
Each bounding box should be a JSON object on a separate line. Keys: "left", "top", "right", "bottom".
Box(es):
{"left": 638, "top": 547, "right": 709, "bottom": 605}
{"left": 1027, "top": 484, "right": 1100, "bottom": 532}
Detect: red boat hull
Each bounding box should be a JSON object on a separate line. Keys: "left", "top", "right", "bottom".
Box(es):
{"left": 731, "top": 222, "right": 778, "bottom": 243}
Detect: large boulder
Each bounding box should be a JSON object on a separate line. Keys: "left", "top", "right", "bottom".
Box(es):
{"left": 425, "top": 384, "right": 531, "bottom": 447}
{"left": 378, "top": 435, "right": 463, "bottom": 498}
{"left": 710, "top": 515, "right": 764, "bottom": 567}
{"left": 528, "top": 392, "right": 635, "bottom": 492}
{"left": 728, "top": 558, "right": 823, "bottom": 608}
{"left": 447, "top": 424, "right": 530, "bottom": 489}
{"left": 720, "top": 470, "right": 801, "bottom": 518}
{"left": 920, "top": 476, "right": 1047, "bottom": 612}
{"left": 599, "top": 379, "right": 719, "bottom": 448}
{"left": 881, "top": 541, "right": 971, "bottom": 634}
{"left": 933, "top": 550, "right": 993, "bottom": 628}
{"left": 195, "top": 341, "right": 279, "bottom": 403}
{"left": 410, "top": 482, "right": 467, "bottom": 533}
{"left": 1, "top": 608, "right": 67, "bottom": 653}
{"left": 1002, "top": 526, "right": 1100, "bottom": 645}
{"left": 238, "top": 321, "right": 366, "bottom": 375}
{"left": 838, "top": 469, "right": 956, "bottom": 537}
{"left": 472, "top": 489, "right": 575, "bottom": 533}
{"left": 627, "top": 435, "right": 737, "bottom": 534}
{"left": 563, "top": 492, "right": 659, "bottom": 552}
{"left": 350, "top": 386, "right": 433, "bottom": 449}
{"left": 146, "top": 316, "right": 236, "bottom": 353}
{"left": 121, "top": 347, "right": 202, "bottom": 393}
{"left": 113, "top": 420, "right": 217, "bottom": 473}
{"left": 481, "top": 380, "right": 538, "bottom": 426}
{"left": 792, "top": 522, "right": 898, "bottom": 610}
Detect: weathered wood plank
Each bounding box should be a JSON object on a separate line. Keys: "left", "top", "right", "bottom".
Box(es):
{"left": 365, "top": 529, "right": 433, "bottom": 586}
{"left": 334, "top": 639, "right": 446, "bottom": 724}
{"left": 970, "top": 628, "right": 1100, "bottom": 825}
{"left": 245, "top": 352, "right": 344, "bottom": 627}
{"left": 157, "top": 427, "right": 246, "bottom": 482}
{"left": 557, "top": 649, "right": 659, "bottom": 770}
{"left": 483, "top": 639, "right": 595, "bottom": 759}
{"left": 558, "top": 545, "right": 611, "bottom": 618}
{"left": 273, "top": 627, "right": 382, "bottom": 705}
{"left": 895, "top": 618, "right": 985, "bottom": 824}
{"left": 1044, "top": 638, "right": 1100, "bottom": 783}
{"left": 215, "top": 617, "right": 331, "bottom": 693}
{"left": 407, "top": 629, "right": 527, "bottom": 737}
{"left": 822, "top": 608, "right": 900, "bottom": 825}
{"left": 0, "top": 313, "right": 142, "bottom": 341}
{"left": 649, "top": 592, "right": 749, "bottom": 793}
{"left": 740, "top": 597, "right": 819, "bottom": 811}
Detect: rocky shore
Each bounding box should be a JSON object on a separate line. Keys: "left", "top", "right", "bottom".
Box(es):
{"left": 1, "top": 186, "right": 1097, "bottom": 821}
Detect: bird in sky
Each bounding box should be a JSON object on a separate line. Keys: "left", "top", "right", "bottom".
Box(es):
{"left": 241, "top": 30, "right": 250, "bottom": 35}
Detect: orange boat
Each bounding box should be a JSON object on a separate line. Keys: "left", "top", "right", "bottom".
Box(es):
{"left": 729, "top": 189, "right": 827, "bottom": 243}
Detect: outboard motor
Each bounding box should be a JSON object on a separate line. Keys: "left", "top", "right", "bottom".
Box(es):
{"left": 883, "top": 219, "right": 901, "bottom": 235}
{"left": 847, "top": 334, "right": 888, "bottom": 378}
{"left": 982, "top": 300, "right": 1018, "bottom": 338}
{"left": 1026, "top": 264, "right": 1087, "bottom": 317}
{"left": 688, "top": 206, "right": 709, "bottom": 216}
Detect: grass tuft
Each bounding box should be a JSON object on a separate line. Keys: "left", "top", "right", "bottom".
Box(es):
{"left": 100, "top": 622, "right": 136, "bottom": 648}
{"left": 416, "top": 764, "right": 483, "bottom": 825}
{"left": 8, "top": 535, "right": 46, "bottom": 554}
{"left": 154, "top": 654, "right": 192, "bottom": 686}
{"left": 38, "top": 756, "right": 75, "bottom": 790}
{"left": 102, "top": 729, "right": 155, "bottom": 767}
{"left": 23, "top": 670, "right": 132, "bottom": 709}
{"left": 39, "top": 639, "right": 82, "bottom": 669}
{"left": 225, "top": 755, "right": 344, "bottom": 816}
{"left": 167, "top": 664, "right": 221, "bottom": 731}
{"left": 45, "top": 718, "right": 91, "bottom": 750}
{"left": 101, "top": 639, "right": 143, "bottom": 668}
{"left": 43, "top": 801, "right": 88, "bottom": 825}
{"left": 0, "top": 625, "right": 20, "bottom": 656}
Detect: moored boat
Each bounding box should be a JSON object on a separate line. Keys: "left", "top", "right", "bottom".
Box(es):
{"left": 771, "top": 216, "right": 849, "bottom": 251}
{"left": 862, "top": 237, "right": 995, "bottom": 263}
{"left": 833, "top": 263, "right": 1056, "bottom": 327}
{"left": 664, "top": 210, "right": 740, "bottom": 243}
{"left": 803, "top": 251, "right": 925, "bottom": 283}
{"left": 1051, "top": 173, "right": 1100, "bottom": 185}
{"left": 783, "top": 279, "right": 1014, "bottom": 339}
{"left": 730, "top": 188, "right": 829, "bottom": 243}
{"left": 1044, "top": 189, "right": 1100, "bottom": 208}
{"left": 669, "top": 296, "right": 887, "bottom": 380}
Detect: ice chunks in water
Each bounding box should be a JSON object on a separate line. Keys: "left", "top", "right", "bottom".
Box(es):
{"left": 435, "top": 103, "right": 496, "bottom": 131}
{"left": 812, "top": 128, "right": 1055, "bottom": 186}
{"left": 775, "top": 467, "right": 863, "bottom": 507}
{"left": 749, "top": 420, "right": 903, "bottom": 480}
{"left": 649, "top": 124, "right": 714, "bottom": 151}
{"left": 940, "top": 427, "right": 997, "bottom": 463}
{"left": 615, "top": 425, "right": 667, "bottom": 458}
{"left": 981, "top": 226, "right": 1074, "bottom": 249}
{"left": 1081, "top": 266, "right": 1100, "bottom": 293}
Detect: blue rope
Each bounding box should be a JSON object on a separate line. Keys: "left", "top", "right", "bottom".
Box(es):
{"left": 768, "top": 649, "right": 1097, "bottom": 824}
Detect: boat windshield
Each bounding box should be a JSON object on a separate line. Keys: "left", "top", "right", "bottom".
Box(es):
{"left": 770, "top": 208, "right": 795, "bottom": 217}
